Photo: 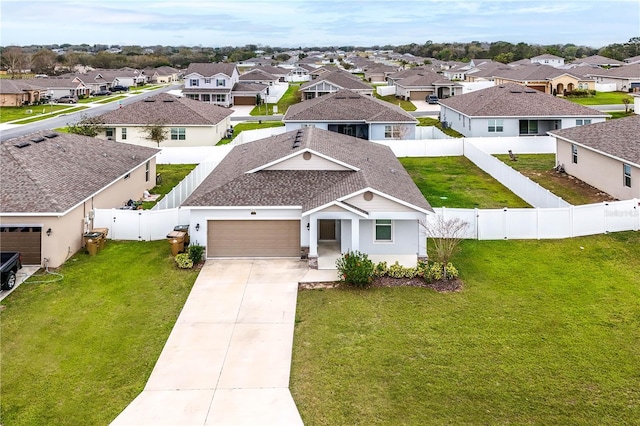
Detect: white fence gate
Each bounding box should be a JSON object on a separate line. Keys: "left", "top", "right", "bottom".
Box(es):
{"left": 93, "top": 208, "right": 191, "bottom": 241}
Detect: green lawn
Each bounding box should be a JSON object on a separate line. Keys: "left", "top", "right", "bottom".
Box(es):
{"left": 291, "top": 232, "right": 640, "bottom": 425}
{"left": 250, "top": 83, "right": 302, "bottom": 116}
{"left": 0, "top": 240, "right": 200, "bottom": 426}
{"left": 566, "top": 91, "right": 633, "bottom": 106}
{"left": 140, "top": 163, "right": 197, "bottom": 209}
{"left": 399, "top": 156, "right": 530, "bottom": 208}
{"left": 374, "top": 93, "right": 417, "bottom": 111}
{"left": 216, "top": 121, "right": 285, "bottom": 145}
{"left": 417, "top": 117, "right": 464, "bottom": 138}
{"left": 0, "top": 105, "right": 74, "bottom": 123}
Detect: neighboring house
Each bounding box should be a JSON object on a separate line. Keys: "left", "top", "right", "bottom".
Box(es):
{"left": 492, "top": 64, "right": 595, "bottom": 95}
{"left": 549, "top": 114, "right": 640, "bottom": 200}
{"left": 182, "top": 63, "right": 240, "bottom": 107}
{"left": 586, "top": 64, "right": 640, "bottom": 92}
{"left": 286, "top": 64, "right": 312, "bottom": 82}
{"left": 65, "top": 68, "right": 148, "bottom": 92}
{"left": 0, "top": 131, "right": 159, "bottom": 267}
{"left": 182, "top": 127, "right": 433, "bottom": 268}
{"left": 252, "top": 65, "right": 289, "bottom": 82}
{"left": 96, "top": 93, "right": 233, "bottom": 147}
{"left": 569, "top": 55, "right": 625, "bottom": 68}
{"left": 231, "top": 82, "right": 269, "bottom": 105}
{"left": 363, "top": 64, "right": 398, "bottom": 83}
{"left": 238, "top": 68, "right": 279, "bottom": 86}
{"left": 283, "top": 89, "right": 417, "bottom": 140}
{"left": 530, "top": 54, "right": 565, "bottom": 67}
{"left": 393, "top": 70, "right": 462, "bottom": 100}
{"left": 299, "top": 69, "right": 374, "bottom": 100}
{"left": 624, "top": 55, "right": 640, "bottom": 64}
{"left": 439, "top": 83, "right": 609, "bottom": 138}
{"left": 145, "top": 66, "right": 181, "bottom": 83}
{"left": 26, "top": 77, "right": 91, "bottom": 99}
{"left": 0, "top": 80, "right": 45, "bottom": 106}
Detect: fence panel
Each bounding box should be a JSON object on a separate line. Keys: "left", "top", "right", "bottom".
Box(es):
{"left": 93, "top": 208, "right": 191, "bottom": 241}
{"left": 604, "top": 199, "right": 640, "bottom": 233}
{"left": 376, "top": 139, "right": 465, "bottom": 157}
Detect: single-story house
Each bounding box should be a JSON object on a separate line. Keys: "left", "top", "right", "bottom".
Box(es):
{"left": 492, "top": 64, "right": 596, "bottom": 95}
{"left": 299, "top": 69, "right": 374, "bottom": 100}
{"left": 393, "top": 70, "right": 463, "bottom": 100}
{"left": 26, "top": 77, "right": 91, "bottom": 99}
{"left": 587, "top": 64, "right": 640, "bottom": 93}
{"left": 0, "top": 80, "right": 45, "bottom": 106}
{"left": 0, "top": 131, "right": 159, "bottom": 267}
{"left": 238, "top": 68, "right": 279, "bottom": 86}
{"left": 182, "top": 127, "right": 433, "bottom": 268}
{"left": 96, "top": 93, "right": 233, "bottom": 147}
{"left": 439, "top": 83, "right": 609, "bottom": 137}
{"left": 549, "top": 114, "right": 640, "bottom": 200}
{"left": 145, "top": 66, "right": 181, "bottom": 83}
{"left": 283, "top": 89, "right": 418, "bottom": 140}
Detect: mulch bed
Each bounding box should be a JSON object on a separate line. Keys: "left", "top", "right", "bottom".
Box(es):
{"left": 299, "top": 277, "right": 463, "bottom": 293}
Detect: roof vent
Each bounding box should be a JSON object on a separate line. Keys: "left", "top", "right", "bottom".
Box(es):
{"left": 163, "top": 99, "right": 174, "bottom": 102}
{"left": 144, "top": 99, "right": 155, "bottom": 102}
{"left": 30, "top": 136, "right": 46, "bottom": 143}
{"left": 14, "top": 141, "right": 31, "bottom": 148}
{"left": 44, "top": 133, "right": 58, "bottom": 138}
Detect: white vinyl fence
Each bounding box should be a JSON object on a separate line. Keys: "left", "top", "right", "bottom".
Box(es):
{"left": 228, "top": 126, "right": 287, "bottom": 146}
{"left": 376, "top": 85, "right": 396, "bottom": 96}
{"left": 93, "top": 208, "right": 191, "bottom": 241}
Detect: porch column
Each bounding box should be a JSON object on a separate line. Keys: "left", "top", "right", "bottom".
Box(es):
{"left": 350, "top": 218, "right": 360, "bottom": 252}
{"left": 309, "top": 218, "right": 318, "bottom": 257}
{"left": 418, "top": 218, "right": 427, "bottom": 261}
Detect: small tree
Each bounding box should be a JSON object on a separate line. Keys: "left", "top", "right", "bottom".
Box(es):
{"left": 421, "top": 216, "right": 469, "bottom": 279}
{"left": 622, "top": 97, "right": 631, "bottom": 113}
{"left": 143, "top": 121, "right": 168, "bottom": 147}
{"left": 67, "top": 114, "right": 104, "bottom": 137}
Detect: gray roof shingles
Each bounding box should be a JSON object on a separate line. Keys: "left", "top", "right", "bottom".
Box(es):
{"left": 549, "top": 114, "right": 640, "bottom": 165}
{"left": 182, "top": 127, "right": 432, "bottom": 213}
{"left": 1, "top": 132, "right": 159, "bottom": 213}
{"left": 98, "top": 93, "right": 232, "bottom": 126}
{"left": 439, "top": 83, "right": 609, "bottom": 117}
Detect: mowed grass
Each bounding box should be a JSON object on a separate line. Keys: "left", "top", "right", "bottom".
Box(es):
{"left": 291, "top": 232, "right": 640, "bottom": 426}
{"left": 0, "top": 105, "right": 78, "bottom": 123}
{"left": 374, "top": 93, "right": 417, "bottom": 111}
{"left": 567, "top": 91, "right": 633, "bottom": 106}
{"left": 216, "top": 121, "right": 285, "bottom": 145}
{"left": 140, "top": 163, "right": 197, "bottom": 209}
{"left": 399, "top": 156, "right": 530, "bottom": 208}
{"left": 0, "top": 240, "right": 200, "bottom": 426}
{"left": 250, "top": 83, "right": 302, "bottom": 116}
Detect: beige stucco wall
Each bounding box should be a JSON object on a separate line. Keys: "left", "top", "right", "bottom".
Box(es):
{"left": 98, "top": 121, "right": 230, "bottom": 147}
{"left": 0, "top": 158, "right": 157, "bottom": 267}
{"left": 557, "top": 139, "right": 639, "bottom": 200}
{"left": 1, "top": 93, "right": 26, "bottom": 107}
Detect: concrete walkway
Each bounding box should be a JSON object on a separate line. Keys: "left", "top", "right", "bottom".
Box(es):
{"left": 111, "top": 258, "right": 309, "bottom": 426}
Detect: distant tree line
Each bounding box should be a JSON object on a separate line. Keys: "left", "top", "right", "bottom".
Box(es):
{"left": 1, "top": 38, "right": 638, "bottom": 77}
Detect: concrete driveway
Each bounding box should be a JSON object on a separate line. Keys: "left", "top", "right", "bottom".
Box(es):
{"left": 111, "top": 258, "right": 308, "bottom": 426}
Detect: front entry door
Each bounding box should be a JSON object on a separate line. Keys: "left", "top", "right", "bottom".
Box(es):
{"left": 319, "top": 220, "right": 336, "bottom": 240}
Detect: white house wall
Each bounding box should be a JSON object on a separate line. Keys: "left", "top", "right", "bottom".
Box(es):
{"left": 99, "top": 123, "right": 229, "bottom": 147}
{"left": 369, "top": 123, "right": 416, "bottom": 140}
{"left": 356, "top": 219, "right": 421, "bottom": 255}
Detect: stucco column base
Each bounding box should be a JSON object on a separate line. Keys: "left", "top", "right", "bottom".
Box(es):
{"left": 308, "top": 256, "right": 318, "bottom": 269}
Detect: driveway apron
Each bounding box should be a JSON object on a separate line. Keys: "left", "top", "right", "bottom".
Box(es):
{"left": 111, "top": 258, "right": 308, "bottom": 426}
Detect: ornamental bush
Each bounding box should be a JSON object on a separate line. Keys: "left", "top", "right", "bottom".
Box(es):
{"left": 388, "top": 261, "right": 417, "bottom": 278}
{"left": 424, "top": 261, "right": 459, "bottom": 282}
{"left": 175, "top": 253, "right": 194, "bottom": 269}
{"left": 188, "top": 244, "right": 205, "bottom": 265}
{"left": 374, "top": 261, "right": 388, "bottom": 277}
{"left": 336, "top": 250, "right": 374, "bottom": 287}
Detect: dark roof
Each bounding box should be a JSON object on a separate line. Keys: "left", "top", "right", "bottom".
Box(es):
{"left": 586, "top": 63, "right": 640, "bottom": 78}
{"left": 284, "top": 89, "right": 417, "bottom": 123}
{"left": 1, "top": 132, "right": 159, "bottom": 214}
{"left": 300, "top": 69, "right": 372, "bottom": 91}
{"left": 182, "top": 127, "right": 431, "bottom": 213}
{"left": 549, "top": 114, "right": 640, "bottom": 166}
{"left": 439, "top": 83, "right": 609, "bottom": 118}
{"left": 97, "top": 93, "right": 232, "bottom": 125}
{"left": 0, "top": 80, "right": 42, "bottom": 94}
{"left": 571, "top": 55, "right": 625, "bottom": 66}
{"left": 184, "top": 63, "right": 237, "bottom": 77}
{"left": 395, "top": 70, "right": 460, "bottom": 88}
{"left": 493, "top": 64, "right": 592, "bottom": 81}
{"left": 238, "top": 69, "right": 278, "bottom": 82}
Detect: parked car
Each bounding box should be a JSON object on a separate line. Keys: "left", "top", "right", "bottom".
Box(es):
{"left": 56, "top": 95, "right": 78, "bottom": 104}
{"left": 1, "top": 252, "right": 22, "bottom": 291}
{"left": 426, "top": 94, "right": 439, "bottom": 104}
{"left": 110, "top": 85, "right": 129, "bottom": 92}
{"left": 92, "top": 90, "right": 112, "bottom": 96}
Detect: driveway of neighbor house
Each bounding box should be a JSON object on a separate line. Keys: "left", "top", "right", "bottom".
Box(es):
{"left": 111, "top": 258, "right": 309, "bottom": 426}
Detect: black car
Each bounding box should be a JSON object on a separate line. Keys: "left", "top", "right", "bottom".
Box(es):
{"left": 92, "top": 89, "right": 112, "bottom": 96}
{"left": 110, "top": 85, "right": 129, "bottom": 92}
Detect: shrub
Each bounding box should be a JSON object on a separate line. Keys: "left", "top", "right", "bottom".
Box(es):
{"left": 565, "top": 89, "right": 595, "bottom": 98}
{"left": 188, "top": 244, "right": 204, "bottom": 265}
{"left": 388, "top": 262, "right": 417, "bottom": 278}
{"left": 424, "top": 261, "right": 459, "bottom": 282}
{"left": 175, "top": 253, "right": 193, "bottom": 269}
{"left": 374, "top": 261, "right": 388, "bottom": 277}
{"left": 336, "top": 251, "right": 374, "bottom": 287}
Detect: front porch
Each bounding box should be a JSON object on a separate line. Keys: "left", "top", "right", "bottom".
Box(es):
{"left": 315, "top": 241, "right": 418, "bottom": 270}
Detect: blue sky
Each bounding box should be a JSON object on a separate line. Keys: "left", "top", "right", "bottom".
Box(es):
{"left": 1, "top": 0, "right": 638, "bottom": 48}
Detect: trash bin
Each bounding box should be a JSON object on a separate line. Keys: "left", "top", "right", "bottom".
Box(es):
{"left": 173, "top": 225, "right": 190, "bottom": 246}
{"left": 83, "top": 232, "right": 102, "bottom": 256}
{"left": 167, "top": 231, "right": 186, "bottom": 256}
{"left": 91, "top": 228, "right": 109, "bottom": 250}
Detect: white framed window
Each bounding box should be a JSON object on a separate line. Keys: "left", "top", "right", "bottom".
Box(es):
{"left": 519, "top": 120, "right": 538, "bottom": 135}
{"left": 105, "top": 127, "right": 115, "bottom": 138}
{"left": 572, "top": 144, "right": 578, "bottom": 164}
{"left": 488, "top": 119, "right": 503, "bottom": 133}
{"left": 171, "top": 128, "right": 186, "bottom": 140}
{"left": 190, "top": 79, "right": 199, "bottom": 87}
{"left": 121, "top": 128, "right": 127, "bottom": 140}
{"left": 576, "top": 119, "right": 591, "bottom": 126}
{"left": 216, "top": 79, "right": 225, "bottom": 87}
{"left": 374, "top": 219, "right": 393, "bottom": 242}
{"left": 204, "top": 78, "right": 211, "bottom": 84}
{"left": 623, "top": 163, "right": 631, "bottom": 187}
{"left": 384, "top": 125, "right": 401, "bottom": 139}
{"left": 145, "top": 161, "right": 150, "bottom": 182}
{"left": 215, "top": 94, "right": 226, "bottom": 102}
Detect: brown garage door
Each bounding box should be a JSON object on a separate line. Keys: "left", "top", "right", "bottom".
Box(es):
{"left": 410, "top": 91, "right": 430, "bottom": 100}
{"left": 233, "top": 96, "right": 256, "bottom": 105}
{"left": 0, "top": 226, "right": 42, "bottom": 265}
{"left": 207, "top": 220, "right": 300, "bottom": 257}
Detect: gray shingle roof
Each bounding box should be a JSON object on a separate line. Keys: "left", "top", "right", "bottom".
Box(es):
{"left": 587, "top": 63, "right": 640, "bottom": 78}
{"left": 97, "top": 93, "right": 232, "bottom": 125}
{"left": 549, "top": 114, "right": 640, "bottom": 166}
{"left": 300, "top": 69, "right": 372, "bottom": 91}
{"left": 182, "top": 127, "right": 432, "bottom": 213}
{"left": 439, "top": 83, "right": 609, "bottom": 117}
{"left": 284, "top": 89, "right": 417, "bottom": 123}
{"left": 395, "top": 70, "right": 459, "bottom": 88}
{"left": 1, "top": 132, "right": 159, "bottom": 214}
{"left": 0, "top": 80, "right": 42, "bottom": 94}
{"left": 185, "top": 63, "right": 237, "bottom": 77}
{"left": 493, "top": 64, "right": 591, "bottom": 81}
